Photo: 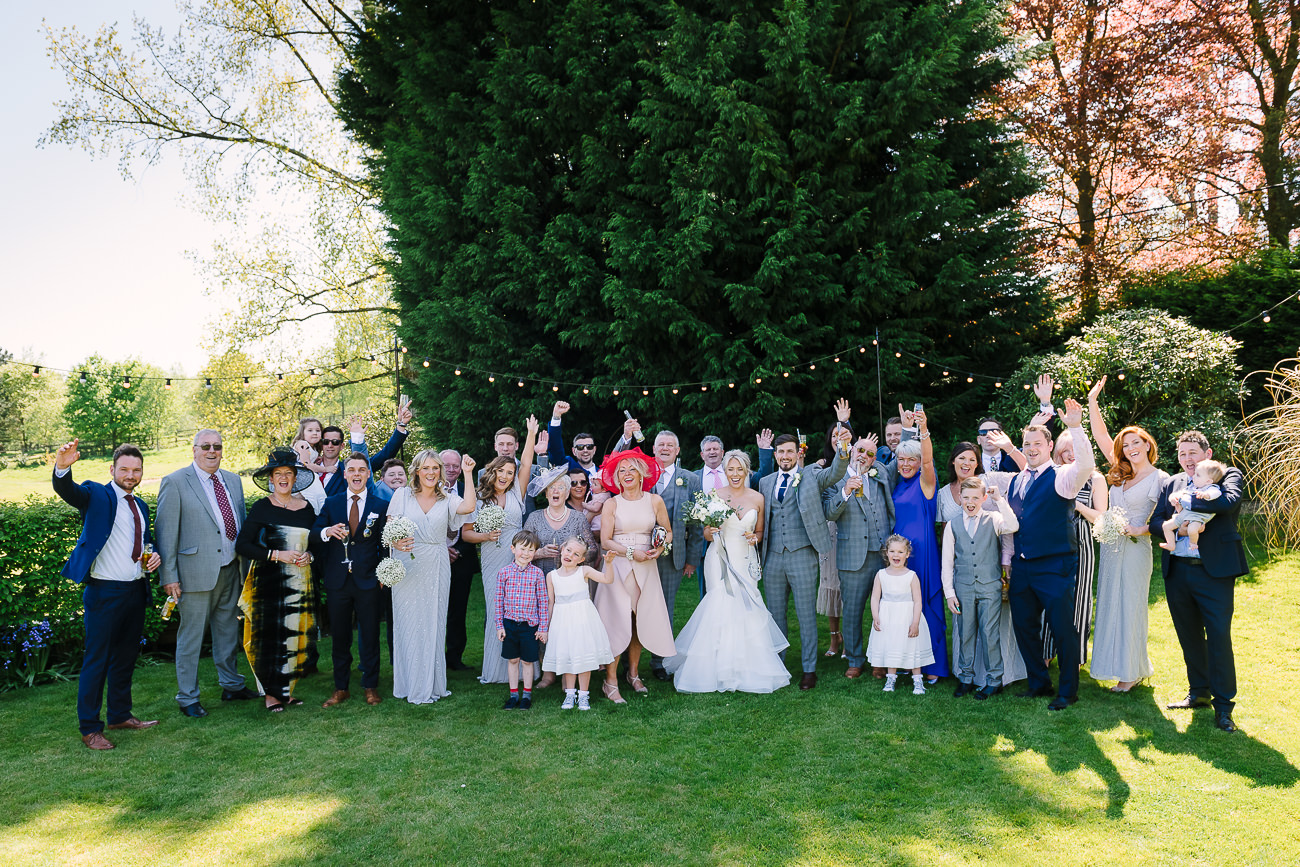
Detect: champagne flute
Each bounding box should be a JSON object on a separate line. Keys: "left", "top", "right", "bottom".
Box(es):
{"left": 340, "top": 525, "right": 353, "bottom": 573}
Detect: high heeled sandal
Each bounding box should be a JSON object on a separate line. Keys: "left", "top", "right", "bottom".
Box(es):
{"left": 602, "top": 680, "right": 626, "bottom": 704}
{"left": 824, "top": 631, "right": 843, "bottom": 658}
{"left": 626, "top": 673, "right": 648, "bottom": 695}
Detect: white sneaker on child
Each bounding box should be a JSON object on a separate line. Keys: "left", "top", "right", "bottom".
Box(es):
{"left": 561, "top": 689, "right": 576, "bottom": 710}
{"left": 883, "top": 674, "right": 897, "bottom": 692}
{"left": 576, "top": 691, "right": 590, "bottom": 711}
{"left": 912, "top": 675, "right": 926, "bottom": 695}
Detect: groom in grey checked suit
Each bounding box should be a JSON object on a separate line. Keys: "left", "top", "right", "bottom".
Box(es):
{"left": 823, "top": 437, "right": 894, "bottom": 679}
{"left": 647, "top": 430, "right": 703, "bottom": 680}
{"left": 759, "top": 430, "right": 849, "bottom": 689}
{"left": 156, "top": 429, "right": 256, "bottom": 716}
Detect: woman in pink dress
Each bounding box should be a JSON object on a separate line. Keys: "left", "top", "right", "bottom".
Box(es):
{"left": 594, "top": 449, "right": 675, "bottom": 703}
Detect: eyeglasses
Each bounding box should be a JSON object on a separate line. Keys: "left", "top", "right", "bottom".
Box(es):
{"left": 978, "top": 428, "right": 1000, "bottom": 436}
{"left": 574, "top": 443, "right": 596, "bottom": 450}
{"left": 571, "top": 479, "right": 589, "bottom": 486}
{"left": 196, "top": 443, "right": 223, "bottom": 452}
{"left": 321, "top": 438, "right": 343, "bottom": 446}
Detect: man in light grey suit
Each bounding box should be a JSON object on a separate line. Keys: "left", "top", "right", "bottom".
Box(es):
{"left": 823, "top": 435, "right": 894, "bottom": 679}
{"left": 760, "top": 430, "right": 850, "bottom": 689}
{"left": 156, "top": 429, "right": 256, "bottom": 716}
{"left": 647, "top": 430, "right": 703, "bottom": 681}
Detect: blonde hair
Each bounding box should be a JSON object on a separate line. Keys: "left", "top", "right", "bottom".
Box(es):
{"left": 723, "top": 449, "right": 751, "bottom": 474}
{"left": 883, "top": 534, "right": 913, "bottom": 560}
{"left": 614, "top": 456, "right": 650, "bottom": 489}
{"left": 408, "top": 449, "right": 447, "bottom": 500}
{"left": 959, "top": 477, "right": 985, "bottom": 493}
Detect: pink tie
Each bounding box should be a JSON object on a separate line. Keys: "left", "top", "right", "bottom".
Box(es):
{"left": 210, "top": 473, "right": 238, "bottom": 541}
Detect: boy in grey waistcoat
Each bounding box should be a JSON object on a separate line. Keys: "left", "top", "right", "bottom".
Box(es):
{"left": 940, "top": 478, "right": 1018, "bottom": 700}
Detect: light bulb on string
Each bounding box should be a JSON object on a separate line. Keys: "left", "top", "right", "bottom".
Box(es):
{"left": 423, "top": 358, "right": 430, "bottom": 368}
{"left": 809, "top": 364, "right": 816, "bottom": 370}
{"left": 613, "top": 389, "right": 619, "bottom": 396}
{"left": 834, "top": 357, "right": 840, "bottom": 363}
{"left": 966, "top": 377, "right": 974, "bottom": 383}
{"left": 79, "top": 371, "right": 87, "bottom": 384}
{"left": 755, "top": 377, "right": 762, "bottom": 384}
{"left": 860, "top": 346, "right": 866, "bottom": 353}
{"left": 367, "top": 354, "right": 376, "bottom": 363}
{"left": 995, "top": 382, "right": 1002, "bottom": 388}
{"left": 277, "top": 372, "right": 284, "bottom": 383}
{"left": 243, "top": 376, "right": 250, "bottom": 387}
{"left": 1264, "top": 314, "right": 1272, "bottom": 323}
{"left": 782, "top": 371, "right": 789, "bottom": 378}
{"left": 1117, "top": 372, "right": 1126, "bottom": 380}
{"left": 872, "top": 338, "right": 878, "bottom": 345}
{"left": 123, "top": 377, "right": 131, "bottom": 389}
{"left": 1023, "top": 383, "right": 1031, "bottom": 390}
{"left": 728, "top": 382, "right": 735, "bottom": 389}
{"left": 672, "top": 388, "right": 679, "bottom": 394}
{"left": 165, "top": 378, "right": 172, "bottom": 389}
{"left": 400, "top": 346, "right": 408, "bottom": 353}
{"left": 701, "top": 385, "right": 708, "bottom": 391}
{"left": 918, "top": 362, "right": 925, "bottom": 368}
{"left": 642, "top": 389, "right": 649, "bottom": 396}
{"left": 341, "top": 362, "right": 348, "bottom": 374}
{"left": 204, "top": 378, "right": 212, "bottom": 389}
{"left": 31, "top": 366, "right": 40, "bottom": 377}
{"left": 455, "top": 368, "right": 461, "bottom": 376}
{"left": 517, "top": 380, "right": 524, "bottom": 388}
{"left": 552, "top": 384, "right": 559, "bottom": 392}
{"left": 583, "top": 387, "right": 590, "bottom": 395}
{"left": 895, "top": 352, "right": 902, "bottom": 358}
{"left": 488, "top": 374, "right": 495, "bottom": 383}
{"left": 942, "top": 370, "right": 948, "bottom": 376}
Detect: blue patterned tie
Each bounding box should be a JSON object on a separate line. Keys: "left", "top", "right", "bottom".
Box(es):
{"left": 777, "top": 472, "right": 789, "bottom": 503}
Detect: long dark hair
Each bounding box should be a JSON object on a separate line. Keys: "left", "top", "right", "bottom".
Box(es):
{"left": 946, "top": 441, "right": 979, "bottom": 485}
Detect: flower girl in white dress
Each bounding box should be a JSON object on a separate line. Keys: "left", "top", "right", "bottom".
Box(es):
{"left": 868, "top": 535, "right": 935, "bottom": 695}
{"left": 543, "top": 537, "right": 615, "bottom": 710}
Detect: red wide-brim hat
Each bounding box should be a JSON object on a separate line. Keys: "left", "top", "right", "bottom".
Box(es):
{"left": 599, "top": 448, "right": 661, "bottom": 494}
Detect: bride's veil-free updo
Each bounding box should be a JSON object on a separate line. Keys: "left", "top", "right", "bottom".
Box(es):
{"left": 722, "top": 449, "right": 751, "bottom": 474}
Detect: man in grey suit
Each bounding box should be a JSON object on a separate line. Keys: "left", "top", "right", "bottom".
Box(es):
{"left": 647, "top": 430, "right": 703, "bottom": 681}
{"left": 823, "top": 434, "right": 894, "bottom": 679}
{"left": 156, "top": 429, "right": 257, "bottom": 716}
{"left": 760, "top": 430, "right": 850, "bottom": 689}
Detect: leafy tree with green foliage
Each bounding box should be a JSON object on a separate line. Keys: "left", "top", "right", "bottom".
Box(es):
{"left": 0, "top": 350, "right": 42, "bottom": 451}
{"left": 989, "top": 309, "right": 1242, "bottom": 469}
{"left": 61, "top": 356, "right": 173, "bottom": 453}
{"left": 338, "top": 0, "right": 1054, "bottom": 453}
{"left": 1117, "top": 248, "right": 1300, "bottom": 415}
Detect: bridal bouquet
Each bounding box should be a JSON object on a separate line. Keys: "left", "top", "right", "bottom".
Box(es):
{"left": 376, "top": 557, "right": 406, "bottom": 587}
{"left": 1092, "top": 506, "right": 1137, "bottom": 545}
{"left": 382, "top": 515, "right": 419, "bottom": 560}
{"left": 683, "top": 490, "right": 736, "bottom": 528}
{"left": 474, "top": 504, "right": 508, "bottom": 547}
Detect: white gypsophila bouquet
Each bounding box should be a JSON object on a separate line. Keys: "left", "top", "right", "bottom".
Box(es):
{"left": 474, "top": 503, "right": 508, "bottom": 547}
{"left": 376, "top": 557, "right": 406, "bottom": 587}
{"left": 683, "top": 490, "right": 736, "bottom": 528}
{"left": 382, "top": 515, "right": 419, "bottom": 560}
{"left": 1092, "top": 506, "right": 1136, "bottom": 545}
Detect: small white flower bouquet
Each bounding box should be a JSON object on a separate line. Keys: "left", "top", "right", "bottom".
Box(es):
{"left": 683, "top": 490, "right": 736, "bottom": 528}
{"left": 474, "top": 503, "right": 508, "bottom": 547}
{"left": 376, "top": 557, "right": 406, "bottom": 587}
{"left": 1092, "top": 506, "right": 1136, "bottom": 545}
{"left": 382, "top": 515, "right": 419, "bottom": 560}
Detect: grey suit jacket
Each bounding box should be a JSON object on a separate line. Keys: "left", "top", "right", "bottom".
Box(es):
{"left": 823, "top": 470, "right": 895, "bottom": 572}
{"left": 156, "top": 465, "right": 246, "bottom": 592}
{"left": 759, "top": 450, "right": 849, "bottom": 561}
{"left": 654, "top": 464, "right": 703, "bottom": 571}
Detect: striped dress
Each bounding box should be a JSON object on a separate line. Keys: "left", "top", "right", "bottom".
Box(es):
{"left": 1042, "top": 477, "right": 1097, "bottom": 664}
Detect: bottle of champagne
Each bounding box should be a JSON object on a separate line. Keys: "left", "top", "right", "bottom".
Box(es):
{"left": 624, "top": 410, "right": 644, "bottom": 443}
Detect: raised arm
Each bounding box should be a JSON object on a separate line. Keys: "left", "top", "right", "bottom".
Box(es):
{"left": 986, "top": 430, "right": 1027, "bottom": 471}
{"left": 455, "top": 456, "right": 479, "bottom": 514}
{"left": 50, "top": 439, "right": 90, "bottom": 511}
{"left": 515, "top": 416, "right": 539, "bottom": 499}
{"left": 914, "top": 406, "right": 937, "bottom": 497}
{"left": 547, "top": 401, "right": 570, "bottom": 467}
{"left": 1054, "top": 399, "right": 1096, "bottom": 498}
{"left": 1086, "top": 376, "right": 1115, "bottom": 464}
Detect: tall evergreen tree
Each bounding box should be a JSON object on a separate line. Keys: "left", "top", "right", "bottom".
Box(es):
{"left": 339, "top": 0, "right": 1053, "bottom": 453}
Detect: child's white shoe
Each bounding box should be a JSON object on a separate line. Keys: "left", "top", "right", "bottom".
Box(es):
{"left": 576, "top": 690, "right": 591, "bottom": 711}
{"left": 883, "top": 674, "right": 897, "bottom": 692}
{"left": 561, "top": 689, "right": 576, "bottom": 710}
{"left": 912, "top": 674, "right": 926, "bottom": 695}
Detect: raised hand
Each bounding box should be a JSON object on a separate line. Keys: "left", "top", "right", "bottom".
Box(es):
{"left": 914, "top": 408, "right": 928, "bottom": 432}
{"left": 525, "top": 414, "right": 540, "bottom": 435}
{"left": 536, "top": 429, "right": 550, "bottom": 453}
{"left": 1087, "top": 375, "right": 1107, "bottom": 404}
{"left": 55, "top": 439, "right": 81, "bottom": 470}
{"left": 623, "top": 416, "right": 641, "bottom": 441}
{"left": 348, "top": 414, "right": 365, "bottom": 434}
{"left": 835, "top": 398, "right": 851, "bottom": 422}
{"left": 833, "top": 425, "right": 853, "bottom": 448}
{"left": 987, "top": 484, "right": 1002, "bottom": 501}
{"left": 397, "top": 397, "right": 413, "bottom": 427}
{"left": 1034, "top": 374, "right": 1055, "bottom": 404}
{"left": 755, "top": 428, "right": 774, "bottom": 450}
{"left": 898, "top": 403, "right": 915, "bottom": 428}
{"left": 553, "top": 400, "right": 570, "bottom": 417}
{"left": 1030, "top": 410, "right": 1054, "bottom": 428}
{"left": 987, "top": 430, "right": 1016, "bottom": 453}
{"left": 1060, "top": 398, "right": 1083, "bottom": 428}
{"left": 461, "top": 455, "right": 476, "bottom": 475}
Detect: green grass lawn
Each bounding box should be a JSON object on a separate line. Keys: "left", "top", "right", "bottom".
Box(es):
{"left": 1, "top": 540, "right": 1297, "bottom": 866}
{"left": 0, "top": 446, "right": 261, "bottom": 502}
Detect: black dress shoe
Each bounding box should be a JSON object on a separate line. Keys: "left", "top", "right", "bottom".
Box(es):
{"left": 651, "top": 668, "right": 671, "bottom": 682}
{"left": 1167, "top": 694, "right": 1213, "bottom": 710}
{"left": 179, "top": 702, "right": 208, "bottom": 718}
{"left": 1018, "top": 684, "right": 1056, "bottom": 698}
{"left": 1047, "top": 695, "right": 1078, "bottom": 711}
{"left": 447, "top": 660, "right": 470, "bottom": 671}
{"left": 1215, "top": 711, "right": 1238, "bottom": 733}
{"left": 974, "top": 685, "right": 1002, "bottom": 701}
{"left": 953, "top": 681, "right": 975, "bottom": 698}
{"left": 221, "top": 686, "right": 261, "bottom": 701}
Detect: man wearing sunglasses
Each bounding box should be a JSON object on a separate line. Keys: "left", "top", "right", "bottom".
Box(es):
{"left": 156, "top": 429, "right": 257, "bottom": 718}
{"left": 546, "top": 401, "right": 602, "bottom": 485}
{"left": 977, "top": 418, "right": 1021, "bottom": 474}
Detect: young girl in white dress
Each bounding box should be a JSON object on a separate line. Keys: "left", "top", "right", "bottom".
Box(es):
{"left": 868, "top": 535, "right": 935, "bottom": 695}
{"left": 543, "top": 537, "right": 615, "bottom": 710}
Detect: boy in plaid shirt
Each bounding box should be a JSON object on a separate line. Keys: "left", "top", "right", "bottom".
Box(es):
{"left": 495, "top": 530, "right": 549, "bottom": 709}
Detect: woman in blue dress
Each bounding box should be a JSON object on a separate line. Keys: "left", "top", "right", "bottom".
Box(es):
{"left": 890, "top": 406, "right": 949, "bottom": 682}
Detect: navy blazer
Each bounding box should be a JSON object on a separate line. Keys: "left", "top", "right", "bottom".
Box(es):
{"left": 310, "top": 491, "right": 390, "bottom": 591}
{"left": 52, "top": 469, "right": 154, "bottom": 585}
{"left": 1148, "top": 467, "right": 1248, "bottom": 580}
{"left": 322, "top": 428, "right": 408, "bottom": 499}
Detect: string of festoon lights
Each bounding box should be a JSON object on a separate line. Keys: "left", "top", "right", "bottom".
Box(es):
{"left": 6, "top": 287, "right": 1295, "bottom": 393}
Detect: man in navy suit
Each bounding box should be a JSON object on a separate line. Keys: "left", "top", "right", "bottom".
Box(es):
{"left": 312, "top": 453, "right": 390, "bottom": 707}
{"left": 52, "top": 439, "right": 162, "bottom": 749}
{"left": 1148, "top": 430, "right": 1249, "bottom": 733}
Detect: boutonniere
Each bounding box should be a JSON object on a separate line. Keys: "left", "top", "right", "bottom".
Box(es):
{"left": 363, "top": 512, "right": 380, "bottom": 538}
{"left": 790, "top": 472, "right": 802, "bottom": 488}
{"left": 675, "top": 477, "right": 685, "bottom": 487}
{"left": 867, "top": 467, "right": 879, "bottom": 479}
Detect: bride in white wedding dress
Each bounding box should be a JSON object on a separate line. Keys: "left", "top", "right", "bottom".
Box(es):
{"left": 665, "top": 450, "right": 791, "bottom": 693}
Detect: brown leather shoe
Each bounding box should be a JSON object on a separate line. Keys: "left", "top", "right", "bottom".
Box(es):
{"left": 82, "top": 732, "right": 115, "bottom": 750}
{"left": 321, "top": 690, "right": 350, "bottom": 708}
{"left": 872, "top": 667, "right": 886, "bottom": 679}
{"left": 364, "top": 688, "right": 382, "bottom": 705}
{"left": 535, "top": 672, "right": 556, "bottom": 690}
{"left": 106, "top": 717, "right": 160, "bottom": 731}
{"left": 799, "top": 672, "right": 818, "bottom": 690}
{"left": 845, "top": 667, "right": 863, "bottom": 679}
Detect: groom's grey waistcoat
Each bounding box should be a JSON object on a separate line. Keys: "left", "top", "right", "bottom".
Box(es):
{"left": 768, "top": 491, "right": 808, "bottom": 554}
